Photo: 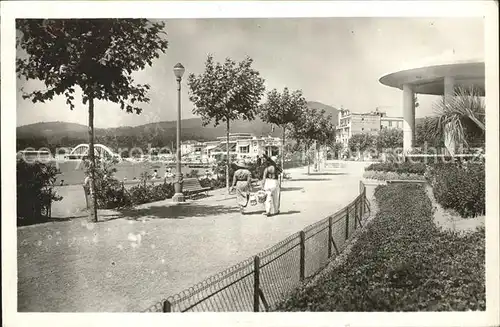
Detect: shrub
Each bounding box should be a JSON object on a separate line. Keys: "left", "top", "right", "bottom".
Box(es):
{"left": 363, "top": 170, "right": 425, "bottom": 181}
{"left": 428, "top": 162, "right": 485, "bottom": 218}
{"left": 276, "top": 183, "right": 485, "bottom": 311}
{"left": 187, "top": 169, "right": 199, "bottom": 178}
{"left": 128, "top": 182, "right": 175, "bottom": 205}
{"left": 17, "top": 160, "right": 63, "bottom": 225}
{"left": 365, "top": 162, "right": 427, "bottom": 175}
{"left": 199, "top": 177, "right": 224, "bottom": 190}
{"left": 83, "top": 158, "right": 130, "bottom": 209}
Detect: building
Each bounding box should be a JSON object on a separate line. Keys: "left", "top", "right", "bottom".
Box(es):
{"left": 180, "top": 133, "right": 282, "bottom": 163}
{"left": 379, "top": 52, "right": 484, "bottom": 153}
{"left": 335, "top": 108, "right": 404, "bottom": 147}
{"left": 180, "top": 140, "right": 205, "bottom": 160}
{"left": 380, "top": 116, "right": 404, "bottom": 130}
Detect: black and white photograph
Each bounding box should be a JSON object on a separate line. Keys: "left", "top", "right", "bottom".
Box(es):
{"left": 1, "top": 1, "right": 499, "bottom": 326}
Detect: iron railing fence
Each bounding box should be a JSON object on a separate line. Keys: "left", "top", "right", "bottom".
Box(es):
{"left": 145, "top": 181, "right": 369, "bottom": 312}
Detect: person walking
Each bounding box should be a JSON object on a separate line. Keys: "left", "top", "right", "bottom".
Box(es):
{"left": 261, "top": 155, "right": 281, "bottom": 217}
{"left": 230, "top": 160, "right": 253, "bottom": 214}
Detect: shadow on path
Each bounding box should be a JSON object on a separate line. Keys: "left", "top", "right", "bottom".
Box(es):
{"left": 303, "top": 172, "right": 347, "bottom": 176}
{"left": 276, "top": 210, "right": 301, "bottom": 215}
{"left": 18, "top": 211, "right": 119, "bottom": 227}
{"left": 290, "top": 178, "right": 332, "bottom": 182}
{"left": 117, "top": 203, "right": 241, "bottom": 220}
{"left": 243, "top": 209, "right": 301, "bottom": 216}
{"left": 280, "top": 186, "right": 304, "bottom": 192}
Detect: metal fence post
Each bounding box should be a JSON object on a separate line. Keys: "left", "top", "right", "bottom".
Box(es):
{"left": 163, "top": 299, "right": 172, "bottom": 312}
{"left": 253, "top": 256, "right": 260, "bottom": 312}
{"left": 328, "top": 216, "right": 333, "bottom": 258}
{"left": 299, "top": 231, "right": 305, "bottom": 281}
{"left": 360, "top": 192, "right": 364, "bottom": 219}
{"left": 345, "top": 207, "right": 350, "bottom": 241}
{"left": 354, "top": 199, "right": 358, "bottom": 231}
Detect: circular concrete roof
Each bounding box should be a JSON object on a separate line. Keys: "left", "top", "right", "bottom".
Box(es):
{"left": 379, "top": 57, "right": 485, "bottom": 96}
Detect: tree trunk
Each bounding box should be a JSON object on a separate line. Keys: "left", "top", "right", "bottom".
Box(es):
{"left": 281, "top": 126, "right": 286, "bottom": 174}
{"left": 306, "top": 144, "right": 310, "bottom": 175}
{"left": 316, "top": 141, "right": 320, "bottom": 172}
{"left": 226, "top": 119, "right": 230, "bottom": 192}
{"left": 88, "top": 97, "right": 98, "bottom": 223}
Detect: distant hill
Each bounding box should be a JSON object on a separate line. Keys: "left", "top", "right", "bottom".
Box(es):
{"left": 17, "top": 101, "right": 340, "bottom": 149}
{"left": 307, "top": 101, "right": 339, "bottom": 124}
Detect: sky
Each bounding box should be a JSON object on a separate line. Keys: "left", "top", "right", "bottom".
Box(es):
{"left": 16, "top": 17, "right": 484, "bottom": 128}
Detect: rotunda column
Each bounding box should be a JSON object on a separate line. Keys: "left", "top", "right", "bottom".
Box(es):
{"left": 402, "top": 83, "right": 415, "bottom": 153}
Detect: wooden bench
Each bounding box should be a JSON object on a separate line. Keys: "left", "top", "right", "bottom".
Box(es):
{"left": 182, "top": 177, "right": 211, "bottom": 198}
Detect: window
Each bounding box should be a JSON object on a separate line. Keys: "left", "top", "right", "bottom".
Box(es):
{"left": 239, "top": 146, "right": 249, "bottom": 153}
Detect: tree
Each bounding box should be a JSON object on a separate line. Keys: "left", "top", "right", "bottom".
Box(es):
{"left": 431, "top": 86, "right": 485, "bottom": 154}
{"left": 17, "top": 19, "right": 168, "bottom": 222}
{"left": 329, "top": 141, "right": 344, "bottom": 159}
{"left": 376, "top": 128, "right": 403, "bottom": 151}
{"left": 348, "top": 133, "right": 376, "bottom": 158}
{"left": 314, "top": 112, "right": 336, "bottom": 170}
{"left": 259, "top": 87, "right": 307, "bottom": 173}
{"left": 289, "top": 106, "right": 333, "bottom": 174}
{"left": 187, "top": 55, "right": 266, "bottom": 190}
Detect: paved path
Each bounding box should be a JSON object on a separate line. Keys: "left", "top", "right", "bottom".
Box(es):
{"left": 17, "top": 163, "right": 369, "bottom": 312}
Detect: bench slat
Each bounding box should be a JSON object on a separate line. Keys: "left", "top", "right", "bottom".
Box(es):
{"left": 182, "top": 178, "right": 211, "bottom": 196}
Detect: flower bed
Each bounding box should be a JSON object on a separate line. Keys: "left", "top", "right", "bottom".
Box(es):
{"left": 365, "top": 162, "right": 427, "bottom": 175}
{"left": 363, "top": 170, "right": 426, "bottom": 181}
{"left": 427, "top": 162, "right": 485, "bottom": 218}
{"left": 275, "top": 183, "right": 485, "bottom": 311}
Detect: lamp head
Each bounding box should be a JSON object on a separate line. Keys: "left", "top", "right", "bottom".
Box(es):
{"left": 173, "top": 63, "right": 185, "bottom": 79}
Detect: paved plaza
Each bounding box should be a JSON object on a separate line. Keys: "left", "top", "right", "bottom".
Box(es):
{"left": 17, "top": 162, "right": 371, "bottom": 312}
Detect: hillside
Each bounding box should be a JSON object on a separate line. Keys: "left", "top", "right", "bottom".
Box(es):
{"left": 307, "top": 101, "right": 339, "bottom": 124}
{"left": 17, "top": 101, "right": 339, "bottom": 149}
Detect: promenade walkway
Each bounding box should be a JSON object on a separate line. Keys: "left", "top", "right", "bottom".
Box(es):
{"left": 17, "top": 162, "right": 370, "bottom": 312}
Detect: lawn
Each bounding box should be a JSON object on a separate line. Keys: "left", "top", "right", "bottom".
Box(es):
{"left": 275, "top": 183, "right": 485, "bottom": 311}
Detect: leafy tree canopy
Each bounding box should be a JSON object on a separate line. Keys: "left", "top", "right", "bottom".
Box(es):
{"left": 16, "top": 19, "right": 168, "bottom": 113}
{"left": 348, "top": 133, "right": 376, "bottom": 153}
{"left": 187, "top": 55, "right": 266, "bottom": 127}
{"left": 376, "top": 128, "right": 403, "bottom": 151}
{"left": 259, "top": 87, "right": 307, "bottom": 128}
{"left": 290, "top": 106, "right": 335, "bottom": 148}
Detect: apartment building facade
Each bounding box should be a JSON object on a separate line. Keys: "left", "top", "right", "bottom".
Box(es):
{"left": 336, "top": 108, "right": 404, "bottom": 147}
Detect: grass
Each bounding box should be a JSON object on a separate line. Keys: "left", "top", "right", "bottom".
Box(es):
{"left": 275, "top": 183, "right": 485, "bottom": 311}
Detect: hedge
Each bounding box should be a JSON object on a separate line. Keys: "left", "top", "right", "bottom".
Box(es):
{"left": 365, "top": 162, "right": 427, "bottom": 175}
{"left": 276, "top": 183, "right": 485, "bottom": 311}
{"left": 427, "top": 162, "right": 485, "bottom": 218}
{"left": 363, "top": 170, "right": 426, "bottom": 181}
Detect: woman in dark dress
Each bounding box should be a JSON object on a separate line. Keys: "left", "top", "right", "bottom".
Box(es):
{"left": 230, "top": 160, "right": 253, "bottom": 214}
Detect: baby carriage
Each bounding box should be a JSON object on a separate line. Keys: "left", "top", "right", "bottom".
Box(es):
{"left": 249, "top": 190, "right": 267, "bottom": 206}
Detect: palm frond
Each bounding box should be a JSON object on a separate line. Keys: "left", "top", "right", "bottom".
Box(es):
{"left": 432, "top": 85, "right": 485, "bottom": 148}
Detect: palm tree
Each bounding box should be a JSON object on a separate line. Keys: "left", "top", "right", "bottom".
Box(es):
{"left": 431, "top": 86, "right": 485, "bottom": 154}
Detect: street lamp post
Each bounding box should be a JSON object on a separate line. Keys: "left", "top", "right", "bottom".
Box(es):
{"left": 172, "top": 63, "right": 186, "bottom": 203}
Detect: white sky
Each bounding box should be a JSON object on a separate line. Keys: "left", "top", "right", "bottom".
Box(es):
{"left": 16, "top": 17, "right": 484, "bottom": 128}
